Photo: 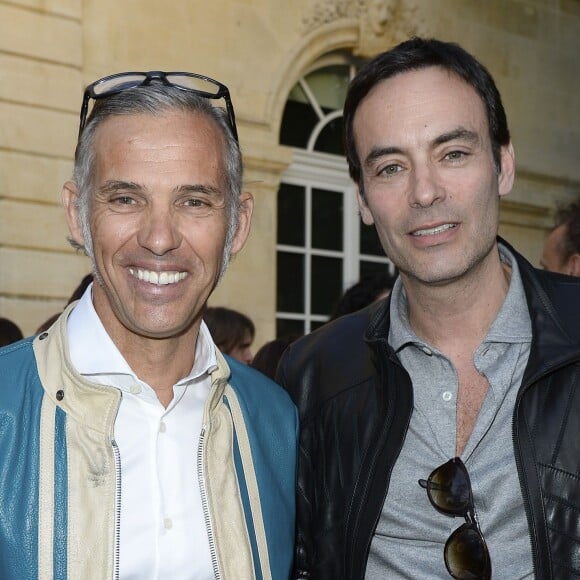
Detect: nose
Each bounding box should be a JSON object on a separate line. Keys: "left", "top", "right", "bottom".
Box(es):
{"left": 244, "top": 349, "right": 253, "bottom": 365}
{"left": 137, "top": 206, "right": 182, "bottom": 255}
{"left": 408, "top": 163, "right": 445, "bottom": 208}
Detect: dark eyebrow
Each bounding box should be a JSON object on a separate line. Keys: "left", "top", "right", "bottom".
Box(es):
{"left": 364, "top": 146, "right": 404, "bottom": 169}
{"left": 433, "top": 128, "right": 480, "bottom": 147}
{"left": 362, "top": 129, "right": 482, "bottom": 169}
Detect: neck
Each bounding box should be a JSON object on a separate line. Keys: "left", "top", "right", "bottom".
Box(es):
{"left": 114, "top": 328, "right": 200, "bottom": 408}
{"left": 403, "top": 252, "right": 511, "bottom": 353}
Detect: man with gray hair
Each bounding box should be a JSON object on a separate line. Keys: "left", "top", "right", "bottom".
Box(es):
{"left": 540, "top": 196, "right": 580, "bottom": 276}
{"left": 0, "top": 71, "right": 297, "bottom": 579}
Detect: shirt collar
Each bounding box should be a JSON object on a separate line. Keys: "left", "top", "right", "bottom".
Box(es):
{"left": 389, "top": 242, "right": 532, "bottom": 352}
{"left": 67, "top": 283, "right": 218, "bottom": 384}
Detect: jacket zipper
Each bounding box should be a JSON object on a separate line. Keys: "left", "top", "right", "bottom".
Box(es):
{"left": 198, "top": 426, "right": 221, "bottom": 580}
{"left": 112, "top": 440, "right": 122, "bottom": 580}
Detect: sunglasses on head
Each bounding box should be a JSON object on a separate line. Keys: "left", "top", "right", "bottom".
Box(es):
{"left": 419, "top": 457, "right": 491, "bottom": 580}
{"left": 78, "top": 70, "right": 238, "bottom": 142}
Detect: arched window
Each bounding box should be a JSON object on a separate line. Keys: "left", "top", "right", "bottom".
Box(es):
{"left": 276, "top": 54, "right": 394, "bottom": 338}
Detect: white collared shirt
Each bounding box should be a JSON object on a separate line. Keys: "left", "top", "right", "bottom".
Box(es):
{"left": 68, "top": 285, "right": 216, "bottom": 579}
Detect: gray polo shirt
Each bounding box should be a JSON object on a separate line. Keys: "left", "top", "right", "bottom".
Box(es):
{"left": 365, "top": 244, "right": 534, "bottom": 579}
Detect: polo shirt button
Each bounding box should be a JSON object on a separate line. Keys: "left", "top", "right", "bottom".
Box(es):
{"left": 164, "top": 517, "right": 173, "bottom": 530}
{"left": 442, "top": 391, "right": 453, "bottom": 401}
{"left": 130, "top": 384, "right": 142, "bottom": 395}
{"left": 159, "top": 421, "right": 167, "bottom": 433}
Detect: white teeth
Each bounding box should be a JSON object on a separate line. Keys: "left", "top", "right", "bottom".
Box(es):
{"left": 412, "top": 223, "right": 456, "bottom": 236}
{"left": 128, "top": 268, "right": 187, "bottom": 285}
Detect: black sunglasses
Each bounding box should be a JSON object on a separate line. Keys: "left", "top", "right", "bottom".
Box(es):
{"left": 419, "top": 457, "right": 491, "bottom": 580}
{"left": 78, "top": 70, "right": 238, "bottom": 142}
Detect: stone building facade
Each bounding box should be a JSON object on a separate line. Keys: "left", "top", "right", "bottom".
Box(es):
{"left": 0, "top": 0, "right": 579, "bottom": 347}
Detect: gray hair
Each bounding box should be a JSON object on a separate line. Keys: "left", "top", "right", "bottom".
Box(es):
{"left": 70, "top": 83, "right": 243, "bottom": 276}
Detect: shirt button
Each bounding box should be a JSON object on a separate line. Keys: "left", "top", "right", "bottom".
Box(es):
{"left": 164, "top": 517, "right": 173, "bottom": 530}
{"left": 442, "top": 391, "right": 453, "bottom": 402}
{"left": 130, "top": 384, "right": 142, "bottom": 395}
{"left": 159, "top": 421, "right": 167, "bottom": 433}
{"left": 422, "top": 346, "right": 433, "bottom": 356}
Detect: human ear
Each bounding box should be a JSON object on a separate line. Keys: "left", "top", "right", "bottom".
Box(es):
{"left": 62, "top": 181, "right": 86, "bottom": 249}
{"left": 498, "top": 142, "right": 516, "bottom": 197}
{"left": 566, "top": 253, "right": 580, "bottom": 277}
{"left": 230, "top": 191, "right": 254, "bottom": 254}
{"left": 356, "top": 184, "right": 375, "bottom": 226}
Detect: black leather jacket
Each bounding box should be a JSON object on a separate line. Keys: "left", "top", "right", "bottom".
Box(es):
{"left": 278, "top": 242, "right": 580, "bottom": 579}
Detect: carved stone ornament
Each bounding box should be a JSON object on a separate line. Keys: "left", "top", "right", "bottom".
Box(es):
{"left": 302, "top": 0, "right": 425, "bottom": 58}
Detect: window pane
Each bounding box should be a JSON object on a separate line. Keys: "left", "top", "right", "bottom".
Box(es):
{"left": 310, "top": 320, "right": 327, "bottom": 332}
{"left": 312, "top": 188, "right": 342, "bottom": 251}
{"left": 314, "top": 116, "right": 344, "bottom": 155}
{"left": 278, "top": 183, "right": 305, "bottom": 246}
{"left": 311, "top": 255, "right": 342, "bottom": 315}
{"left": 277, "top": 252, "right": 304, "bottom": 312}
{"left": 279, "top": 83, "right": 319, "bottom": 148}
{"left": 276, "top": 318, "right": 305, "bottom": 339}
{"left": 304, "top": 65, "right": 350, "bottom": 112}
{"left": 360, "top": 222, "right": 385, "bottom": 256}
{"left": 360, "top": 261, "right": 392, "bottom": 281}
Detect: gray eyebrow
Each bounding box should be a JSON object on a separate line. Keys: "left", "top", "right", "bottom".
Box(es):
{"left": 97, "top": 181, "right": 223, "bottom": 196}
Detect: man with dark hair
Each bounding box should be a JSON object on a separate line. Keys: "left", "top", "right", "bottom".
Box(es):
{"left": 0, "top": 71, "right": 297, "bottom": 579}
{"left": 278, "top": 38, "right": 580, "bottom": 579}
{"left": 540, "top": 197, "right": 580, "bottom": 276}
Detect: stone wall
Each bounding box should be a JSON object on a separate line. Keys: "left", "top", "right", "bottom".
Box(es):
{"left": 1, "top": 0, "right": 578, "bottom": 345}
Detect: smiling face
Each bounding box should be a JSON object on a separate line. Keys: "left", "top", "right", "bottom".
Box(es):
{"left": 63, "top": 110, "right": 252, "bottom": 346}
{"left": 353, "top": 66, "right": 515, "bottom": 290}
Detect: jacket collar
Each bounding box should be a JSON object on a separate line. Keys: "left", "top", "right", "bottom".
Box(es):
{"left": 365, "top": 237, "right": 580, "bottom": 380}
{"left": 33, "top": 303, "right": 233, "bottom": 435}
{"left": 504, "top": 237, "right": 580, "bottom": 386}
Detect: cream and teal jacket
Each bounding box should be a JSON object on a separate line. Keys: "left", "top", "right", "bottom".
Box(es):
{"left": 0, "top": 311, "right": 298, "bottom": 579}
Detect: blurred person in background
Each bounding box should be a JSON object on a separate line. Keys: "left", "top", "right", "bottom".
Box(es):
{"left": 204, "top": 306, "right": 255, "bottom": 364}
{"left": 540, "top": 196, "right": 580, "bottom": 276}
{"left": 0, "top": 317, "right": 24, "bottom": 347}
{"left": 251, "top": 335, "right": 301, "bottom": 381}
{"left": 329, "top": 270, "right": 397, "bottom": 321}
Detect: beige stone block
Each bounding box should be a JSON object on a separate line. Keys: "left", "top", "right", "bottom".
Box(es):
{"left": 0, "top": 54, "right": 81, "bottom": 111}
{"left": 0, "top": 295, "right": 65, "bottom": 337}
{"left": 0, "top": 247, "right": 90, "bottom": 298}
{"left": 4, "top": 0, "right": 81, "bottom": 19}
{"left": 0, "top": 199, "right": 71, "bottom": 251}
{"left": 0, "top": 101, "right": 76, "bottom": 157}
{"left": 0, "top": 4, "right": 81, "bottom": 65}
{"left": 209, "top": 184, "right": 278, "bottom": 347}
{"left": 0, "top": 151, "right": 72, "bottom": 202}
{"left": 499, "top": 223, "right": 546, "bottom": 268}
